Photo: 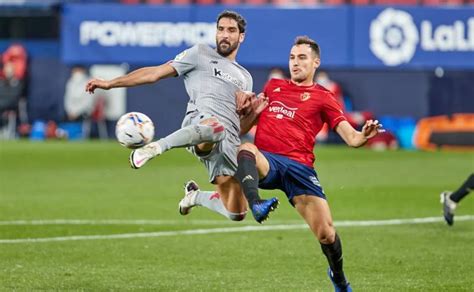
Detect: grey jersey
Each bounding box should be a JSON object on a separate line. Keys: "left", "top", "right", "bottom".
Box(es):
{"left": 170, "top": 44, "right": 253, "bottom": 139}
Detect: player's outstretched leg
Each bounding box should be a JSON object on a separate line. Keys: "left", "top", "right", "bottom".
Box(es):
{"left": 130, "top": 118, "right": 225, "bottom": 169}
{"left": 130, "top": 142, "right": 162, "bottom": 169}
{"left": 179, "top": 180, "right": 200, "bottom": 215}
{"left": 178, "top": 180, "right": 247, "bottom": 221}
{"left": 322, "top": 233, "right": 352, "bottom": 292}
{"left": 440, "top": 191, "right": 456, "bottom": 226}
{"left": 234, "top": 146, "right": 279, "bottom": 223}
{"left": 440, "top": 173, "right": 473, "bottom": 226}
{"left": 293, "top": 195, "right": 351, "bottom": 292}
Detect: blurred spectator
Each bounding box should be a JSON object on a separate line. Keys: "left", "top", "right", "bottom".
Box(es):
{"left": 315, "top": 71, "right": 343, "bottom": 106}
{"left": 314, "top": 71, "right": 396, "bottom": 149}
{"left": 89, "top": 64, "right": 128, "bottom": 139}
{"left": 1, "top": 44, "right": 27, "bottom": 81}
{"left": 316, "top": 71, "right": 371, "bottom": 130}
{"left": 64, "top": 65, "right": 100, "bottom": 139}
{"left": 64, "top": 65, "right": 95, "bottom": 122}
{"left": 0, "top": 44, "right": 28, "bottom": 139}
{"left": 267, "top": 67, "right": 286, "bottom": 80}
{"left": 315, "top": 70, "right": 375, "bottom": 128}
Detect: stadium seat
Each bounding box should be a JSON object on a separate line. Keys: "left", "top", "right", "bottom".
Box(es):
{"left": 324, "top": 0, "right": 346, "bottom": 5}
{"left": 299, "top": 0, "right": 322, "bottom": 5}
{"left": 245, "top": 0, "right": 268, "bottom": 5}
{"left": 221, "top": 0, "right": 243, "bottom": 4}
{"left": 373, "top": 0, "right": 418, "bottom": 4}
{"left": 445, "top": 0, "right": 465, "bottom": 5}
{"left": 146, "top": 0, "right": 166, "bottom": 3}
{"left": 121, "top": 0, "right": 142, "bottom": 4}
{"left": 170, "top": 0, "right": 192, "bottom": 4}
{"left": 195, "top": 0, "right": 217, "bottom": 4}
{"left": 271, "top": 0, "right": 291, "bottom": 5}
{"left": 422, "top": 0, "right": 442, "bottom": 4}
{"left": 350, "top": 0, "right": 371, "bottom": 5}
{"left": 423, "top": 0, "right": 465, "bottom": 5}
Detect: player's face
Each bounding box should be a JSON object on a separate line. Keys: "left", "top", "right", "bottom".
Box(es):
{"left": 216, "top": 17, "right": 245, "bottom": 57}
{"left": 289, "top": 45, "right": 320, "bottom": 84}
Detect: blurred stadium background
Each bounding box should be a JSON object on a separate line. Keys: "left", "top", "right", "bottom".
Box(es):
{"left": 0, "top": 0, "right": 473, "bottom": 290}
{"left": 0, "top": 0, "right": 473, "bottom": 146}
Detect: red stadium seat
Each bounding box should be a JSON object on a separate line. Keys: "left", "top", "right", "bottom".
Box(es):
{"left": 146, "top": 0, "right": 166, "bottom": 4}
{"left": 221, "top": 0, "right": 242, "bottom": 4}
{"left": 245, "top": 0, "right": 268, "bottom": 5}
{"left": 299, "top": 0, "right": 318, "bottom": 5}
{"left": 170, "top": 0, "right": 192, "bottom": 4}
{"left": 196, "top": 0, "right": 217, "bottom": 4}
{"left": 373, "top": 0, "right": 418, "bottom": 4}
{"left": 350, "top": 0, "right": 371, "bottom": 5}
{"left": 272, "top": 0, "right": 292, "bottom": 5}
{"left": 121, "top": 0, "right": 142, "bottom": 4}
{"left": 445, "top": 0, "right": 464, "bottom": 5}
{"left": 324, "top": 0, "right": 346, "bottom": 5}
{"left": 422, "top": 0, "right": 465, "bottom": 5}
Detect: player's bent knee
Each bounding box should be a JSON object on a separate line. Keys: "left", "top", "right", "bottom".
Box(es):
{"left": 238, "top": 142, "right": 258, "bottom": 155}
{"left": 317, "top": 228, "right": 336, "bottom": 244}
{"left": 195, "top": 120, "right": 226, "bottom": 143}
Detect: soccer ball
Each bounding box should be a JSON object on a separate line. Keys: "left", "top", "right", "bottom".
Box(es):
{"left": 115, "top": 112, "right": 155, "bottom": 149}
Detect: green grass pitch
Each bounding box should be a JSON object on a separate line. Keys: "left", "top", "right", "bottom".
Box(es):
{"left": 0, "top": 141, "right": 473, "bottom": 291}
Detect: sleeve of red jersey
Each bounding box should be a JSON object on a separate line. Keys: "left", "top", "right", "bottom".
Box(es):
{"left": 322, "top": 92, "right": 347, "bottom": 130}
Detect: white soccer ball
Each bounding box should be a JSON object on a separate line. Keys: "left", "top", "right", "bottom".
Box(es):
{"left": 115, "top": 112, "right": 155, "bottom": 149}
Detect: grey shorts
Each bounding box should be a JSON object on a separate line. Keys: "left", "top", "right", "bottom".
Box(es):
{"left": 181, "top": 111, "right": 239, "bottom": 183}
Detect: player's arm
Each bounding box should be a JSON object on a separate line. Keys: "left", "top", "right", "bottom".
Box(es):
{"left": 239, "top": 93, "right": 268, "bottom": 135}
{"left": 335, "top": 119, "right": 383, "bottom": 148}
{"left": 85, "top": 63, "right": 177, "bottom": 94}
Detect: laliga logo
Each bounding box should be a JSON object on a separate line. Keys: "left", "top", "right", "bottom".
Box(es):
{"left": 370, "top": 8, "right": 418, "bottom": 66}
{"left": 371, "top": 8, "right": 474, "bottom": 66}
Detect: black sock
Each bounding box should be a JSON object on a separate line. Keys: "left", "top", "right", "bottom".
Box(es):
{"left": 450, "top": 174, "right": 474, "bottom": 203}
{"left": 234, "top": 150, "right": 260, "bottom": 206}
{"left": 320, "top": 233, "right": 347, "bottom": 286}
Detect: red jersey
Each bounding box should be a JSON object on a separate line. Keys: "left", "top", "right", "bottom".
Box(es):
{"left": 255, "top": 79, "right": 346, "bottom": 167}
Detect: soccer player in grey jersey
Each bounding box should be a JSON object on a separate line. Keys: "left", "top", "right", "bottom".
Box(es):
{"left": 85, "top": 11, "right": 278, "bottom": 222}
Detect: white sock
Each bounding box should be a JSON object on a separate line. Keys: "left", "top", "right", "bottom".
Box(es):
{"left": 195, "top": 190, "right": 246, "bottom": 220}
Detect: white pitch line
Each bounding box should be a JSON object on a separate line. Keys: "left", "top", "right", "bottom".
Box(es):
{"left": 0, "top": 219, "right": 255, "bottom": 226}
{"left": 0, "top": 216, "right": 473, "bottom": 227}
{"left": 0, "top": 215, "right": 472, "bottom": 244}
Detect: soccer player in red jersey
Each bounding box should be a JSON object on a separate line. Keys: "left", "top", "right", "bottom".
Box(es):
{"left": 234, "top": 36, "right": 383, "bottom": 292}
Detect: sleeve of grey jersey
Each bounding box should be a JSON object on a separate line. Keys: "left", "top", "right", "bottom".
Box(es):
{"left": 169, "top": 45, "right": 199, "bottom": 76}
{"left": 245, "top": 71, "right": 253, "bottom": 92}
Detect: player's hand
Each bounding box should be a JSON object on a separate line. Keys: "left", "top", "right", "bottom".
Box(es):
{"left": 85, "top": 78, "right": 110, "bottom": 94}
{"left": 362, "top": 119, "right": 385, "bottom": 139}
{"left": 252, "top": 93, "right": 269, "bottom": 115}
{"left": 236, "top": 90, "right": 255, "bottom": 114}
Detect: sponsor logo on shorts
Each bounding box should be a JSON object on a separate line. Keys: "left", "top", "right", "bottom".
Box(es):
{"left": 309, "top": 176, "right": 321, "bottom": 186}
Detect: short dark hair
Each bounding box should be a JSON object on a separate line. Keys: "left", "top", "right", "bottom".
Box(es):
{"left": 217, "top": 10, "right": 247, "bottom": 33}
{"left": 294, "top": 36, "right": 320, "bottom": 58}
